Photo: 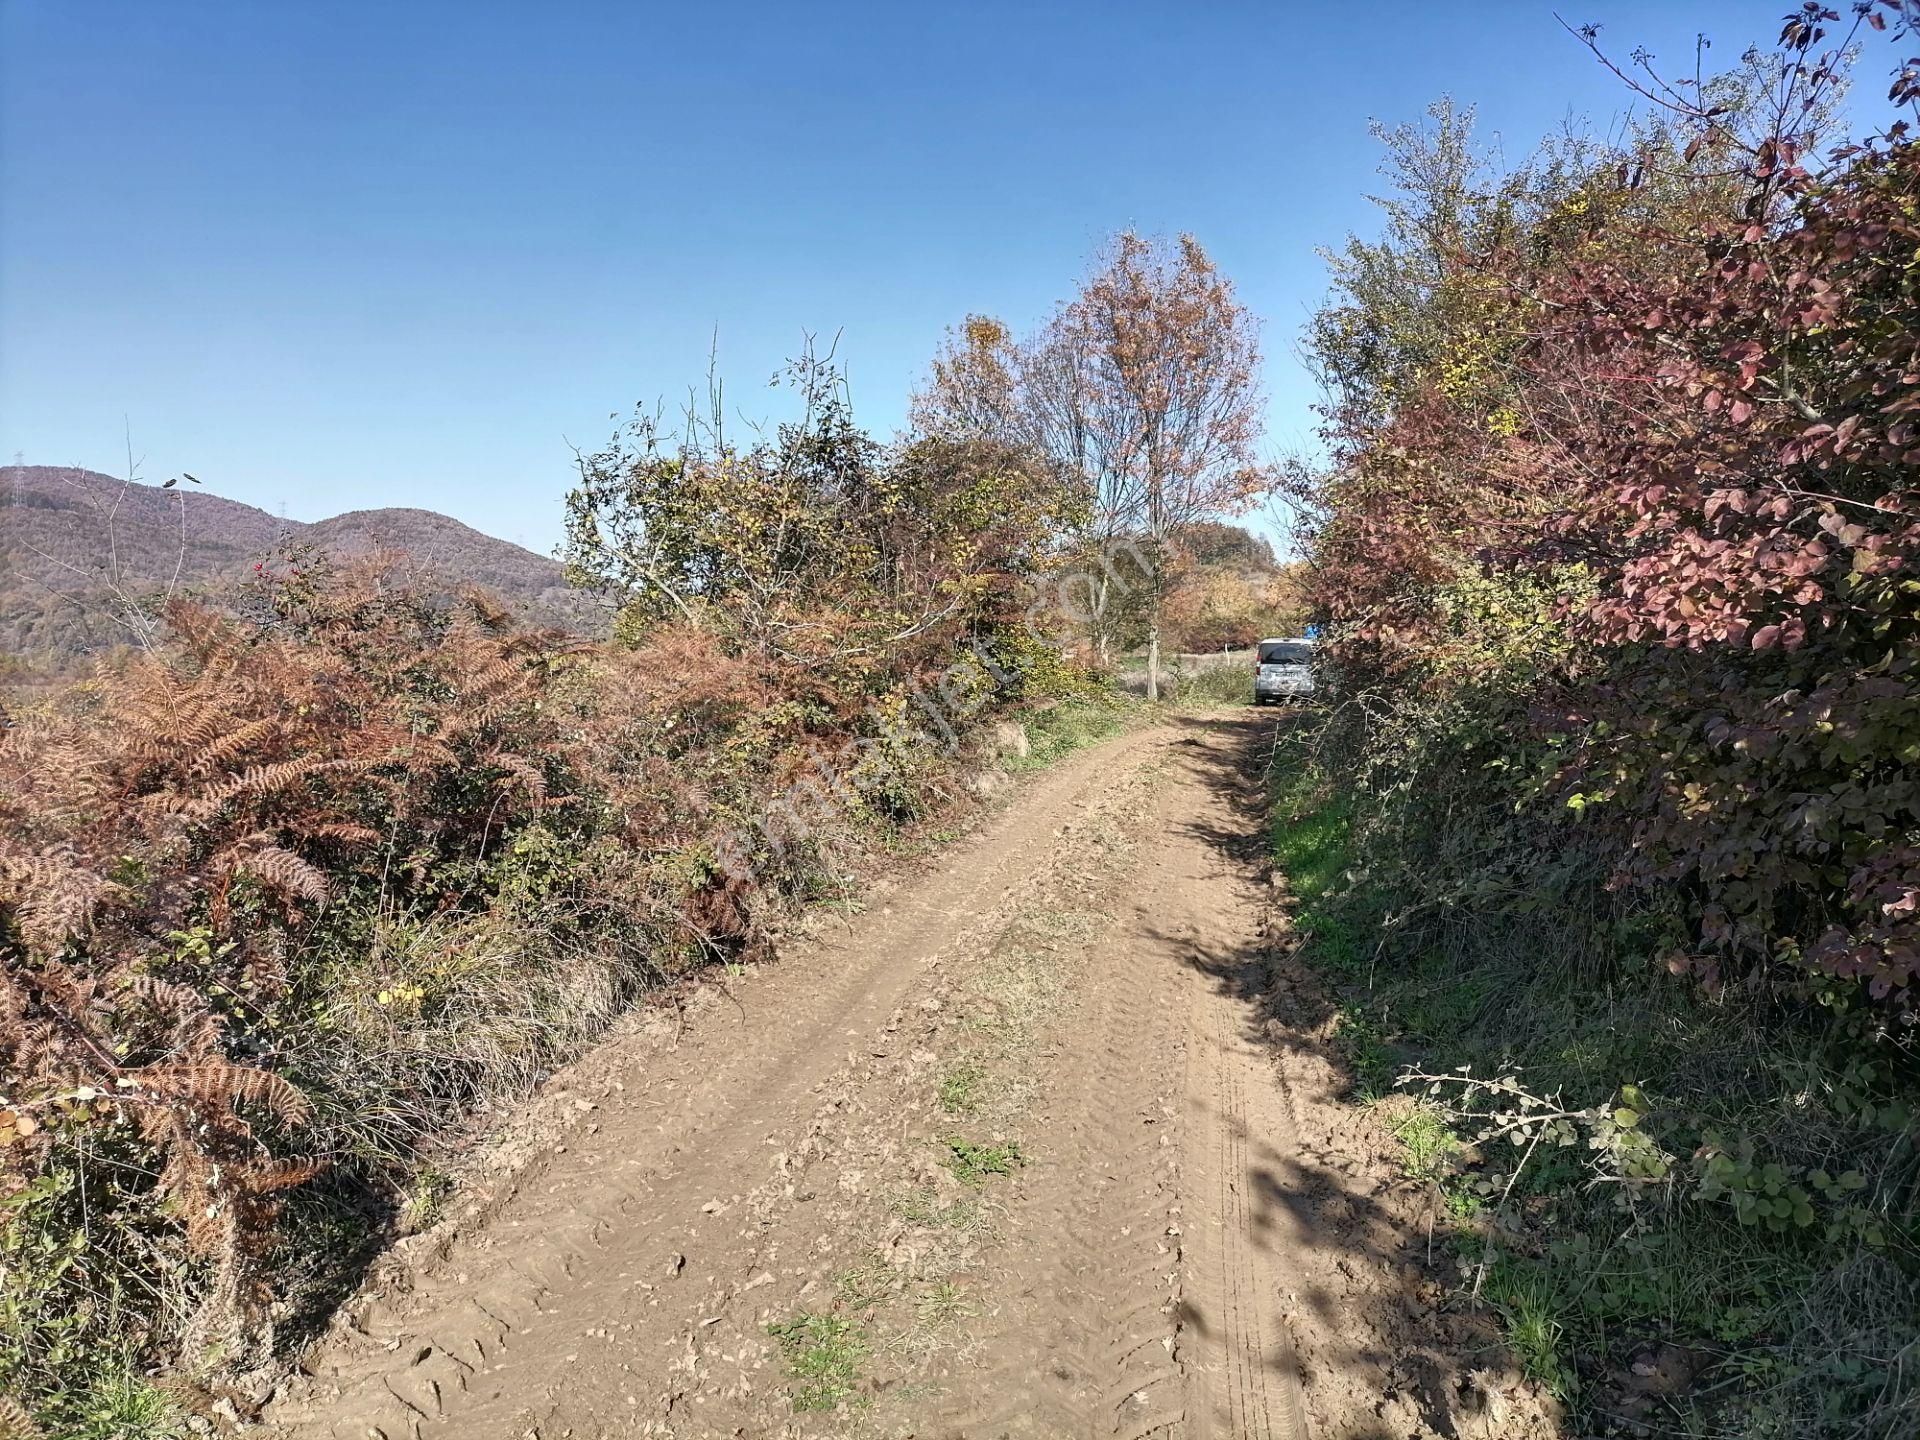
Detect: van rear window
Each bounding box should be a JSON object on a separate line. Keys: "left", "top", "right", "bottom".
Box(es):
{"left": 1258, "top": 642, "right": 1313, "bottom": 664}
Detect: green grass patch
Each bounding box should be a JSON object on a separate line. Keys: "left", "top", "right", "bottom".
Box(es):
{"left": 38, "top": 1365, "right": 187, "bottom": 1440}
{"left": 1386, "top": 1101, "right": 1460, "bottom": 1182}
{"left": 1007, "top": 692, "right": 1138, "bottom": 772}
{"left": 1268, "top": 776, "right": 1352, "bottom": 905}
{"left": 766, "top": 1312, "right": 868, "bottom": 1412}
{"left": 1268, "top": 774, "right": 1371, "bottom": 986}
{"left": 937, "top": 1060, "right": 987, "bottom": 1115}
{"left": 1482, "top": 1258, "right": 1576, "bottom": 1399}
{"left": 401, "top": 1163, "right": 456, "bottom": 1232}
{"left": 942, "top": 1137, "right": 1026, "bottom": 1185}
{"left": 1330, "top": 1004, "right": 1393, "bottom": 1098}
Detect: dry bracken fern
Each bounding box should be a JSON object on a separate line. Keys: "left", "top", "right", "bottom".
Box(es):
{"left": 213, "top": 835, "right": 334, "bottom": 906}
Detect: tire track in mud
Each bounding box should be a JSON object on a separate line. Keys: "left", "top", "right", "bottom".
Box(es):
{"left": 927, "top": 777, "right": 1189, "bottom": 1440}
{"left": 925, "top": 902, "right": 1182, "bottom": 1440}
{"left": 1164, "top": 729, "right": 1309, "bottom": 1440}
{"left": 1182, "top": 972, "right": 1308, "bottom": 1440}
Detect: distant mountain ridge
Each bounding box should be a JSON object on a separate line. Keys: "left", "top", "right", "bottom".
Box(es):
{"left": 0, "top": 466, "right": 604, "bottom": 665}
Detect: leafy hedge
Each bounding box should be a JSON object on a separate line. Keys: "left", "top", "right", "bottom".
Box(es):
{"left": 1292, "top": 11, "right": 1920, "bottom": 1433}
{"left": 1307, "top": 13, "right": 1920, "bottom": 1016}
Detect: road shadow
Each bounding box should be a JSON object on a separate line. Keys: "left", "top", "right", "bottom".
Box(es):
{"left": 1143, "top": 705, "right": 1541, "bottom": 1440}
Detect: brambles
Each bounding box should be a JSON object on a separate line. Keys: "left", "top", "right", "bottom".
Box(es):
{"left": 1303, "top": 11, "right": 1920, "bottom": 1007}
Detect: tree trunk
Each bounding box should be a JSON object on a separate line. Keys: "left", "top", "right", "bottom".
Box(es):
{"left": 1092, "top": 570, "right": 1113, "bottom": 670}
{"left": 1144, "top": 551, "right": 1164, "bottom": 701}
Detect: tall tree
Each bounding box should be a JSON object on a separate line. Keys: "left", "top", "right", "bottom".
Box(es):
{"left": 915, "top": 232, "right": 1269, "bottom": 696}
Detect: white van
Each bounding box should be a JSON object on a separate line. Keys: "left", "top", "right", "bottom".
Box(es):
{"left": 1253, "top": 637, "right": 1315, "bottom": 704}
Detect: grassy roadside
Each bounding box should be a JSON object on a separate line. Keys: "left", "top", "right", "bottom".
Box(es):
{"left": 1267, "top": 726, "right": 1920, "bottom": 1439}
{"left": 1003, "top": 689, "right": 1142, "bottom": 772}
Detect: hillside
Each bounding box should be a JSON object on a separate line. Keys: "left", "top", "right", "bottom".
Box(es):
{"left": 0, "top": 466, "right": 604, "bottom": 665}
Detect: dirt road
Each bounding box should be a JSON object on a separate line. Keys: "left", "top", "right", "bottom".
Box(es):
{"left": 264, "top": 713, "right": 1545, "bottom": 1440}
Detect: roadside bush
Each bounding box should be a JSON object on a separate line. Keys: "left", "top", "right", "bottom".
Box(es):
{"left": 1273, "top": 720, "right": 1919, "bottom": 1436}
{"left": 1289, "top": 14, "right": 1920, "bottom": 1434}
{"left": 0, "top": 375, "right": 1087, "bottom": 1425}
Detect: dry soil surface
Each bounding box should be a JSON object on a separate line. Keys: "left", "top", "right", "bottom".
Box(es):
{"left": 260, "top": 712, "right": 1556, "bottom": 1440}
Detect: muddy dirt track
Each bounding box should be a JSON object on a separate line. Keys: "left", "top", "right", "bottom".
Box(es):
{"left": 262, "top": 713, "right": 1554, "bottom": 1440}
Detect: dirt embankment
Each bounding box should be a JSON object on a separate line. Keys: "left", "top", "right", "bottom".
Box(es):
{"left": 258, "top": 713, "right": 1554, "bottom": 1440}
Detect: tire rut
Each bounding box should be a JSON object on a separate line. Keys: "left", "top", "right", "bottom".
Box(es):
{"left": 925, "top": 722, "right": 1310, "bottom": 1440}
{"left": 1181, "top": 970, "right": 1308, "bottom": 1440}
{"left": 928, "top": 777, "right": 1189, "bottom": 1440}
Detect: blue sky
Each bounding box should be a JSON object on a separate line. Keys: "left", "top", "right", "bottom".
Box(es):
{"left": 1, "top": 2, "right": 1901, "bottom": 556}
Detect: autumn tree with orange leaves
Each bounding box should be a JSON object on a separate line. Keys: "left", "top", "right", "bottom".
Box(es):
{"left": 915, "top": 233, "right": 1270, "bottom": 696}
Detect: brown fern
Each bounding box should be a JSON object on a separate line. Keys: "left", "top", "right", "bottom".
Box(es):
{"left": 237, "top": 1155, "right": 327, "bottom": 1195}
{"left": 137, "top": 1059, "right": 313, "bottom": 1129}
{"left": 0, "top": 1394, "right": 45, "bottom": 1440}
{"left": 289, "top": 819, "right": 382, "bottom": 846}
{"left": 0, "top": 843, "right": 116, "bottom": 954}
{"left": 189, "top": 715, "right": 283, "bottom": 776}
{"left": 487, "top": 751, "right": 550, "bottom": 807}
{"left": 180, "top": 757, "right": 338, "bottom": 820}
{"left": 124, "top": 972, "right": 224, "bottom": 1059}
{"left": 213, "top": 835, "right": 333, "bottom": 906}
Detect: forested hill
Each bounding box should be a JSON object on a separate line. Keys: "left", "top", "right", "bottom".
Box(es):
{"left": 0, "top": 465, "right": 602, "bottom": 663}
